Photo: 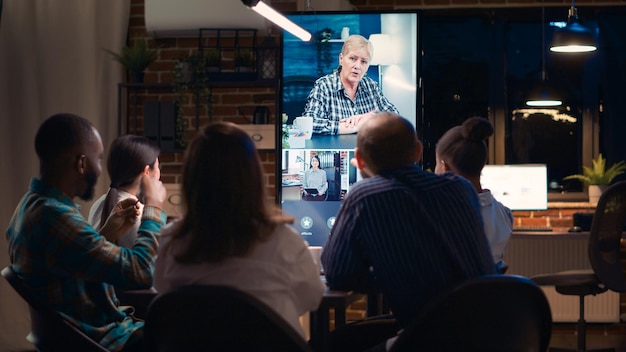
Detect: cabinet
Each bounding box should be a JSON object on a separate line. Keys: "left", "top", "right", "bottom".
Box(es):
{"left": 117, "top": 83, "right": 182, "bottom": 153}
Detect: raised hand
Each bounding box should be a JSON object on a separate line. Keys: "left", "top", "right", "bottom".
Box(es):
{"left": 99, "top": 198, "right": 142, "bottom": 242}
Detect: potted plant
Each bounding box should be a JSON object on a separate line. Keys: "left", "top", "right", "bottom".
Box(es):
{"left": 563, "top": 153, "right": 626, "bottom": 203}
{"left": 204, "top": 48, "right": 221, "bottom": 72}
{"left": 235, "top": 48, "right": 254, "bottom": 72}
{"left": 105, "top": 38, "right": 157, "bottom": 83}
{"left": 315, "top": 27, "right": 335, "bottom": 76}
{"left": 173, "top": 52, "right": 213, "bottom": 149}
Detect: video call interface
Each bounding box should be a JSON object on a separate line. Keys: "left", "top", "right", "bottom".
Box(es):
{"left": 279, "top": 12, "right": 418, "bottom": 247}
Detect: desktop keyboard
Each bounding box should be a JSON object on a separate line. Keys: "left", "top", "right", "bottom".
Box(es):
{"left": 512, "top": 226, "right": 553, "bottom": 232}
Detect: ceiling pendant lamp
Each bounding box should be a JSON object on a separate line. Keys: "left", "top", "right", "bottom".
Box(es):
{"left": 527, "top": 7, "right": 562, "bottom": 107}
{"left": 526, "top": 81, "right": 563, "bottom": 107}
{"left": 550, "top": 0, "right": 597, "bottom": 53}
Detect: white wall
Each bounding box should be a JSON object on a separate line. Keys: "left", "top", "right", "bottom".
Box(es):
{"left": 379, "top": 13, "right": 418, "bottom": 127}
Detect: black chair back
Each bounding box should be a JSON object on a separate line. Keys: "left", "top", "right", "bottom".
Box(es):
{"left": 588, "top": 181, "right": 626, "bottom": 292}
{"left": 144, "top": 284, "right": 313, "bottom": 352}
{"left": 1, "top": 266, "right": 107, "bottom": 352}
{"left": 389, "top": 274, "right": 553, "bottom": 352}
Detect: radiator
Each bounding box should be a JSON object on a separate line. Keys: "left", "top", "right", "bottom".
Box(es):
{"left": 506, "top": 234, "right": 620, "bottom": 323}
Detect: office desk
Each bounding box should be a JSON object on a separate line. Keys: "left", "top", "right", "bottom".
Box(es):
{"left": 506, "top": 231, "right": 621, "bottom": 322}
{"left": 286, "top": 134, "right": 357, "bottom": 150}
{"left": 309, "top": 288, "right": 365, "bottom": 352}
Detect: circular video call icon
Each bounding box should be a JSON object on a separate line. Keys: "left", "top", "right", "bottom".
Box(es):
{"left": 300, "top": 216, "right": 314, "bottom": 230}
{"left": 327, "top": 216, "right": 336, "bottom": 229}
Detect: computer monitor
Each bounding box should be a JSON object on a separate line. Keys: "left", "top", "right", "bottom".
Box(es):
{"left": 480, "top": 164, "right": 548, "bottom": 211}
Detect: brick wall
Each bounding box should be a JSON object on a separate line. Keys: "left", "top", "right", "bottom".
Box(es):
{"left": 513, "top": 203, "right": 596, "bottom": 230}
{"left": 128, "top": 0, "right": 624, "bottom": 205}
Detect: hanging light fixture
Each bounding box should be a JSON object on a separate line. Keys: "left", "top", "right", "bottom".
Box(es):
{"left": 550, "top": 0, "right": 597, "bottom": 53}
{"left": 527, "top": 7, "right": 562, "bottom": 107}
{"left": 241, "top": 0, "right": 312, "bottom": 42}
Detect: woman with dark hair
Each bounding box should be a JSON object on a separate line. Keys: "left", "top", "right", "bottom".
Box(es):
{"left": 302, "top": 155, "right": 328, "bottom": 201}
{"left": 154, "top": 122, "right": 325, "bottom": 338}
{"left": 88, "top": 134, "right": 161, "bottom": 247}
{"left": 434, "top": 116, "right": 513, "bottom": 272}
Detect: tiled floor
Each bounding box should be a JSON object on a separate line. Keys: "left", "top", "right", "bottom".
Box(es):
{"left": 549, "top": 323, "right": 626, "bottom": 351}
{"left": 345, "top": 298, "right": 626, "bottom": 351}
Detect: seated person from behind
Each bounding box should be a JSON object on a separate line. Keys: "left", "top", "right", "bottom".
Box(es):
{"left": 302, "top": 34, "right": 399, "bottom": 135}
{"left": 154, "top": 122, "right": 325, "bottom": 339}
{"left": 434, "top": 116, "right": 513, "bottom": 272}
{"left": 302, "top": 155, "right": 328, "bottom": 201}
{"left": 6, "top": 113, "right": 167, "bottom": 352}
{"left": 89, "top": 134, "right": 161, "bottom": 248}
{"left": 321, "top": 112, "right": 497, "bottom": 352}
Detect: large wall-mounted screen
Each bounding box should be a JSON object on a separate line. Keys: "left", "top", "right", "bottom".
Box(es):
{"left": 279, "top": 12, "right": 418, "bottom": 247}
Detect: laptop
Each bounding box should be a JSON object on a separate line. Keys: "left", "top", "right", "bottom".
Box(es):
{"left": 281, "top": 200, "right": 342, "bottom": 247}
{"left": 304, "top": 188, "right": 319, "bottom": 195}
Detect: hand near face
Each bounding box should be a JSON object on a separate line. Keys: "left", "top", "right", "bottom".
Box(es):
{"left": 99, "top": 198, "right": 142, "bottom": 242}
{"left": 140, "top": 173, "right": 166, "bottom": 210}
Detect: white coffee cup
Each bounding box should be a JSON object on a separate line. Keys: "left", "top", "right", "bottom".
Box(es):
{"left": 293, "top": 116, "right": 313, "bottom": 140}
{"left": 308, "top": 246, "right": 323, "bottom": 274}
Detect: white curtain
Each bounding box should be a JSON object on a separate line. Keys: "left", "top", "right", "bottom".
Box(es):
{"left": 0, "top": 1, "right": 129, "bottom": 349}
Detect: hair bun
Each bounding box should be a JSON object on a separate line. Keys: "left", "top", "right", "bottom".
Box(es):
{"left": 461, "top": 116, "right": 494, "bottom": 142}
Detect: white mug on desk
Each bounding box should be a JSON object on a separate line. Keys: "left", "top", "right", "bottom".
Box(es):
{"left": 293, "top": 116, "right": 313, "bottom": 140}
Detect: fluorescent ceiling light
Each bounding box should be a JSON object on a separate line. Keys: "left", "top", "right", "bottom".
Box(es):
{"left": 241, "top": 0, "right": 312, "bottom": 42}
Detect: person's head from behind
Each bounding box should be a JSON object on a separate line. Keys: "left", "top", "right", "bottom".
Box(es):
{"left": 434, "top": 116, "right": 493, "bottom": 179}
{"left": 310, "top": 155, "right": 321, "bottom": 170}
{"left": 339, "top": 34, "right": 372, "bottom": 86}
{"left": 178, "top": 122, "right": 273, "bottom": 263}
{"left": 108, "top": 135, "right": 161, "bottom": 189}
{"left": 100, "top": 135, "right": 161, "bottom": 226}
{"left": 35, "top": 113, "right": 103, "bottom": 201}
{"left": 355, "top": 112, "right": 422, "bottom": 176}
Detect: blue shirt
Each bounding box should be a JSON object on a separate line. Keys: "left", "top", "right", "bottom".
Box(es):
{"left": 303, "top": 71, "right": 400, "bottom": 135}
{"left": 321, "top": 164, "right": 497, "bottom": 327}
{"left": 303, "top": 168, "right": 328, "bottom": 195}
{"left": 6, "top": 178, "right": 166, "bottom": 351}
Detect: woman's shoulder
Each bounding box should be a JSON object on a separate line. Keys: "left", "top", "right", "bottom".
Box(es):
{"left": 265, "top": 222, "right": 307, "bottom": 247}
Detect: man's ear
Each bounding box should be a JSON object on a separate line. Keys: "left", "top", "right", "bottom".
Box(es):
{"left": 354, "top": 147, "right": 366, "bottom": 170}
{"left": 414, "top": 140, "right": 424, "bottom": 163}
{"left": 76, "top": 154, "right": 86, "bottom": 175}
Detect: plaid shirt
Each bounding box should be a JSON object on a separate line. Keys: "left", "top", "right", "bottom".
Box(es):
{"left": 303, "top": 71, "right": 400, "bottom": 135}
{"left": 6, "top": 178, "right": 166, "bottom": 351}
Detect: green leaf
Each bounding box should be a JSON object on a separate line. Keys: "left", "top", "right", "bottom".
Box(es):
{"left": 563, "top": 153, "right": 626, "bottom": 185}
{"left": 104, "top": 38, "right": 157, "bottom": 72}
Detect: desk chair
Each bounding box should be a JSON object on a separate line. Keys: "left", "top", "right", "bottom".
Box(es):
{"left": 389, "top": 274, "right": 552, "bottom": 352}
{"left": 531, "top": 180, "right": 626, "bottom": 352}
{"left": 144, "top": 284, "right": 312, "bottom": 352}
{"left": 1, "top": 266, "right": 108, "bottom": 352}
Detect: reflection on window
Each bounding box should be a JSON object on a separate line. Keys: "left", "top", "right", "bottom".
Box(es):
{"left": 508, "top": 108, "right": 581, "bottom": 192}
